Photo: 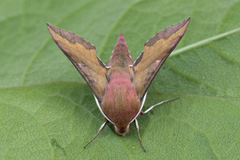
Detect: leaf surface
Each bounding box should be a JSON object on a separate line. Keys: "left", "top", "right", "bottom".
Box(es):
{"left": 0, "top": 0, "right": 240, "bottom": 159}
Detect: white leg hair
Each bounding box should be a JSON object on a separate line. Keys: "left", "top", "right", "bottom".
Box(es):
{"left": 94, "top": 95, "right": 113, "bottom": 124}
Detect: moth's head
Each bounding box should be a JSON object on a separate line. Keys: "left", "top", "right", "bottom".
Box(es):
{"left": 114, "top": 123, "right": 130, "bottom": 136}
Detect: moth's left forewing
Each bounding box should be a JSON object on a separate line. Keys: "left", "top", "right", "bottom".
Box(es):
{"left": 47, "top": 23, "right": 109, "bottom": 102}
{"left": 133, "top": 17, "right": 190, "bottom": 100}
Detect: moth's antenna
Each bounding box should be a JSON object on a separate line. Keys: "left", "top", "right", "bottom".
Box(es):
{"left": 84, "top": 121, "right": 108, "bottom": 149}
{"left": 134, "top": 119, "right": 146, "bottom": 152}
{"left": 141, "top": 97, "right": 179, "bottom": 115}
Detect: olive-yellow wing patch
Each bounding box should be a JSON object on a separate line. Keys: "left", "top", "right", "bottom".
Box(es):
{"left": 47, "top": 23, "right": 108, "bottom": 102}
{"left": 133, "top": 17, "right": 190, "bottom": 100}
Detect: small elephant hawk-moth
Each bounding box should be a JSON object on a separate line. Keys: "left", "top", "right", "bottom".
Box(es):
{"left": 47, "top": 17, "right": 190, "bottom": 152}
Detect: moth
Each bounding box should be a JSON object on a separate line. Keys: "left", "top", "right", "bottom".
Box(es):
{"left": 47, "top": 17, "right": 190, "bottom": 152}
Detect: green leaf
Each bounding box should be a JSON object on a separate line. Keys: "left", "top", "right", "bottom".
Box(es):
{"left": 0, "top": 0, "right": 240, "bottom": 159}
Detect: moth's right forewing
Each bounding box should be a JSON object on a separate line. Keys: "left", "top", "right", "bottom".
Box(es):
{"left": 133, "top": 18, "right": 190, "bottom": 100}
{"left": 47, "top": 23, "right": 109, "bottom": 102}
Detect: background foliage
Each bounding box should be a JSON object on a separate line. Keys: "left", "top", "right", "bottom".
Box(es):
{"left": 0, "top": 0, "right": 240, "bottom": 159}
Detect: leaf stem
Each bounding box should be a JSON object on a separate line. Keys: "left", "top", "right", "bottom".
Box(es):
{"left": 171, "top": 27, "right": 240, "bottom": 57}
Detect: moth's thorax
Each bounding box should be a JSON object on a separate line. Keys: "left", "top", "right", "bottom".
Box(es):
{"left": 101, "top": 69, "right": 140, "bottom": 135}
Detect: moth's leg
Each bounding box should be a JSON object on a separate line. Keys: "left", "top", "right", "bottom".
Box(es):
{"left": 141, "top": 97, "right": 179, "bottom": 115}
{"left": 134, "top": 119, "right": 146, "bottom": 152}
{"left": 84, "top": 121, "right": 108, "bottom": 149}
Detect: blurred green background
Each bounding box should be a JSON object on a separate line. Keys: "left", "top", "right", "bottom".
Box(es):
{"left": 0, "top": 0, "right": 240, "bottom": 159}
